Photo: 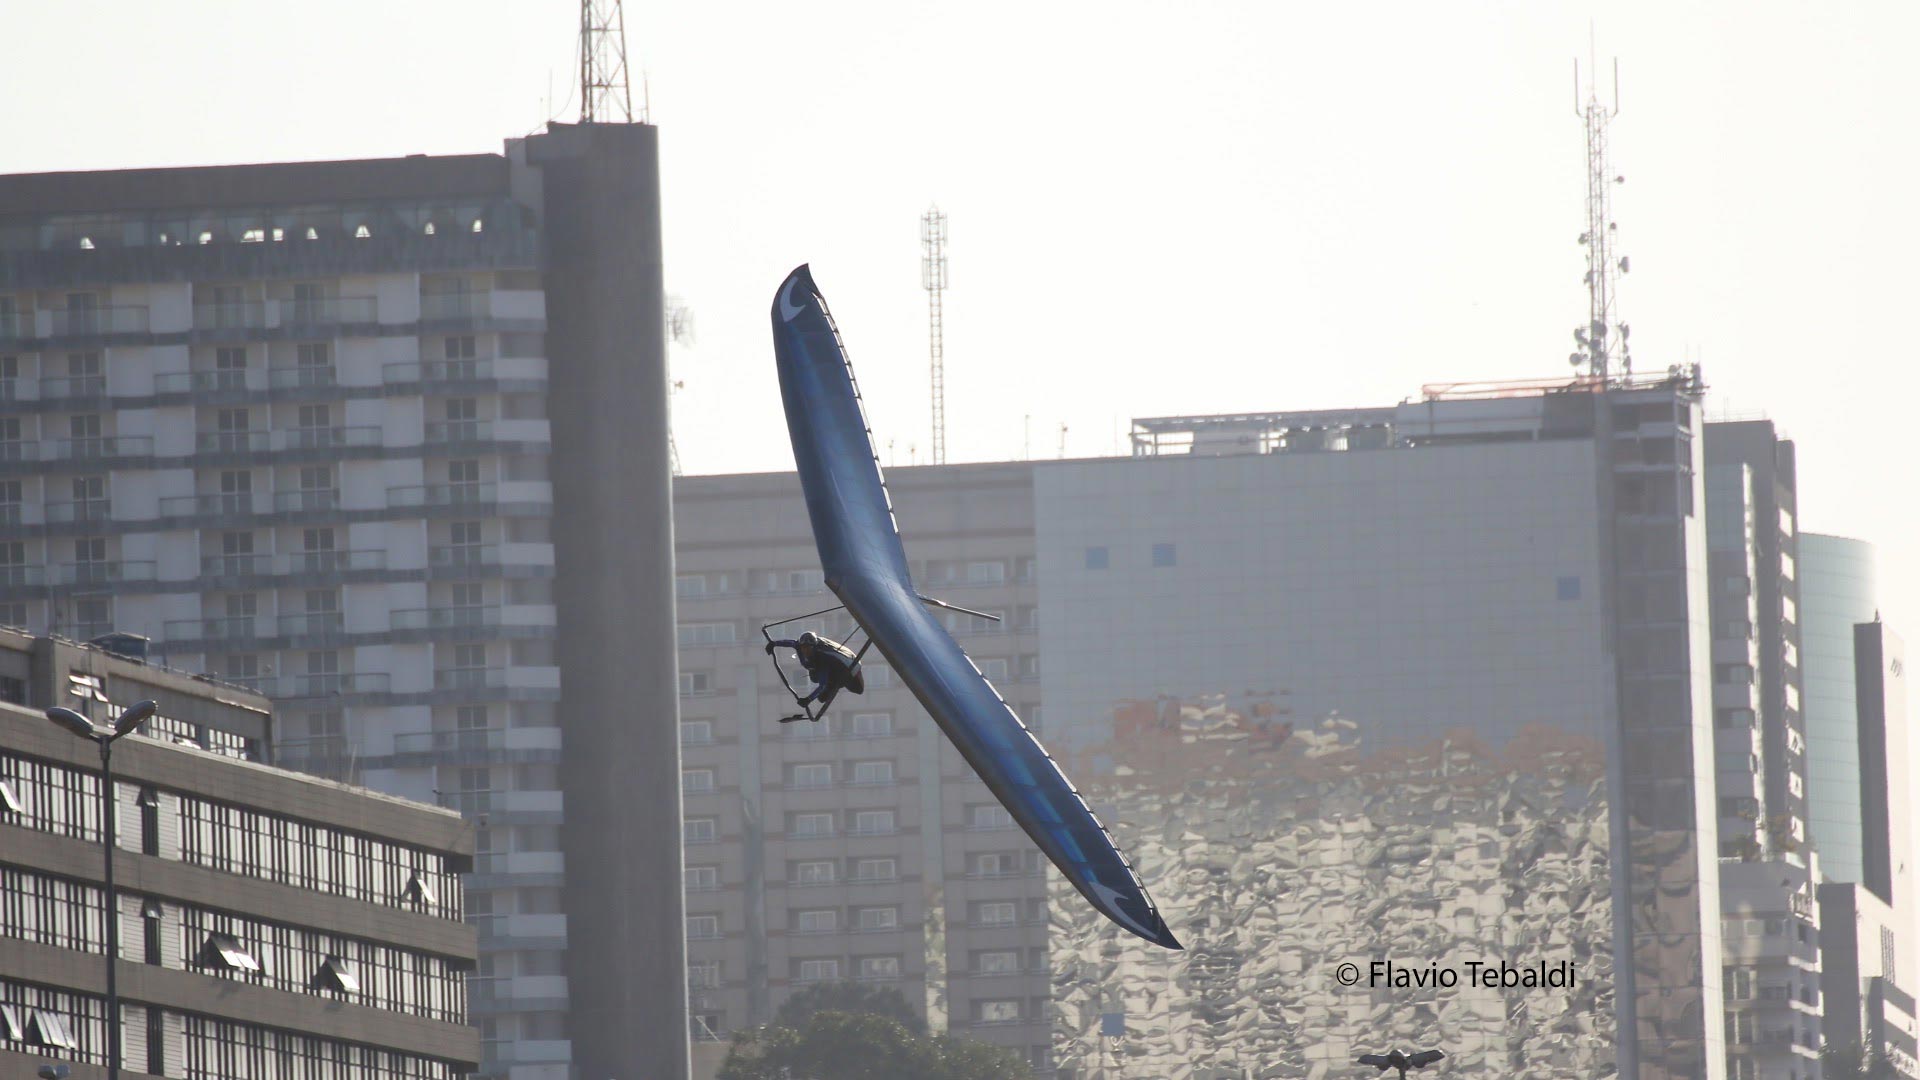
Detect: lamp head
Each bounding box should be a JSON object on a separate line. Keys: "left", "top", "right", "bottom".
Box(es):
{"left": 113, "top": 699, "right": 159, "bottom": 738}
{"left": 45, "top": 706, "right": 100, "bottom": 742}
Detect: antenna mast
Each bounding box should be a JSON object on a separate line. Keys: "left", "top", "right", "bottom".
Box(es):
{"left": 580, "top": 0, "right": 639, "bottom": 122}
{"left": 1569, "top": 56, "right": 1632, "bottom": 382}
{"left": 921, "top": 207, "right": 948, "bottom": 466}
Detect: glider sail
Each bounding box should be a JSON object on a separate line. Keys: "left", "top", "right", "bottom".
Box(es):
{"left": 770, "top": 264, "right": 1180, "bottom": 950}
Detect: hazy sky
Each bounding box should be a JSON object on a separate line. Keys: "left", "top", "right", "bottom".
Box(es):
{"left": 8, "top": 1, "right": 1916, "bottom": 624}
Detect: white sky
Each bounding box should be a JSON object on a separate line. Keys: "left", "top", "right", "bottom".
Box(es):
{"left": 7, "top": 0, "right": 1917, "bottom": 627}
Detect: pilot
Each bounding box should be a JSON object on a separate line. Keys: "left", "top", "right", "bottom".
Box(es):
{"left": 764, "top": 631, "right": 865, "bottom": 722}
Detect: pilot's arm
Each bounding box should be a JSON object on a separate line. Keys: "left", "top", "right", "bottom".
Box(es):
{"left": 765, "top": 638, "right": 798, "bottom": 655}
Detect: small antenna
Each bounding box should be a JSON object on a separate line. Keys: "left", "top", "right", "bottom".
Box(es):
{"left": 1057, "top": 423, "right": 1068, "bottom": 459}
{"left": 1569, "top": 49, "right": 1631, "bottom": 383}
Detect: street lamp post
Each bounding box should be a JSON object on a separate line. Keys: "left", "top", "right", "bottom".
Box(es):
{"left": 46, "top": 700, "right": 156, "bottom": 1080}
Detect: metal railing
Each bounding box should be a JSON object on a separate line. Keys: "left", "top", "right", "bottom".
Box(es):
{"left": 51, "top": 306, "right": 148, "bottom": 336}
{"left": 392, "top": 606, "right": 500, "bottom": 631}
{"left": 39, "top": 375, "right": 107, "bottom": 399}
{"left": 268, "top": 672, "right": 391, "bottom": 698}
{"left": 394, "top": 728, "right": 507, "bottom": 754}
{"left": 44, "top": 500, "right": 111, "bottom": 524}
{"left": 278, "top": 612, "right": 345, "bottom": 637}
{"left": 273, "top": 426, "right": 379, "bottom": 451}
{"left": 267, "top": 365, "right": 338, "bottom": 390}
{"left": 434, "top": 667, "right": 506, "bottom": 691}
{"left": 162, "top": 493, "right": 260, "bottom": 518}
{"left": 0, "top": 311, "right": 30, "bottom": 340}
{"left": 272, "top": 489, "right": 341, "bottom": 513}
{"left": 275, "top": 296, "right": 377, "bottom": 326}
{"left": 0, "top": 441, "right": 37, "bottom": 463}
{"left": 200, "top": 553, "right": 273, "bottom": 577}
{"left": 436, "top": 789, "right": 500, "bottom": 814}
{"left": 46, "top": 436, "right": 152, "bottom": 460}
{"left": 155, "top": 370, "right": 254, "bottom": 394}
{"left": 195, "top": 430, "right": 270, "bottom": 453}
{"left": 425, "top": 420, "right": 490, "bottom": 444}
{"left": 383, "top": 358, "right": 492, "bottom": 386}
{"left": 193, "top": 301, "right": 267, "bottom": 330}
{"left": 420, "top": 293, "right": 490, "bottom": 320}
{"left": 280, "top": 549, "right": 385, "bottom": 574}
{"left": 428, "top": 544, "right": 498, "bottom": 569}
{"left": 162, "top": 616, "right": 263, "bottom": 642}
{"left": 52, "top": 560, "right": 155, "bottom": 585}
{"left": 0, "top": 565, "right": 46, "bottom": 587}
{"left": 388, "top": 482, "right": 493, "bottom": 509}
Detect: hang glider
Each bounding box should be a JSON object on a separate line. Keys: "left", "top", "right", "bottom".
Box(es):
{"left": 768, "top": 264, "right": 1180, "bottom": 950}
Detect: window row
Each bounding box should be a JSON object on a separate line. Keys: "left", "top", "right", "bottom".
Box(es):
{"left": 177, "top": 795, "right": 460, "bottom": 918}
{"left": 0, "top": 979, "right": 100, "bottom": 1063}
{"left": 180, "top": 905, "right": 466, "bottom": 1022}
{"left": 184, "top": 1014, "right": 466, "bottom": 1080}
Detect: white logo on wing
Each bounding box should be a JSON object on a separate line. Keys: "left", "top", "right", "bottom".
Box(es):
{"left": 779, "top": 279, "right": 807, "bottom": 322}
{"left": 1088, "top": 881, "right": 1156, "bottom": 939}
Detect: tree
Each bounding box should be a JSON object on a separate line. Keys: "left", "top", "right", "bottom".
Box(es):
{"left": 718, "top": 1010, "right": 1028, "bottom": 1080}
{"left": 772, "top": 982, "right": 926, "bottom": 1035}
{"left": 1821, "top": 1041, "right": 1900, "bottom": 1079}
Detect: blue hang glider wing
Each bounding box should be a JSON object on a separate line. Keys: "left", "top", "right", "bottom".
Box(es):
{"left": 770, "top": 264, "right": 1180, "bottom": 950}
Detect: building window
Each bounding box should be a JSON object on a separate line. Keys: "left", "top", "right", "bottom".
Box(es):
{"left": 976, "top": 950, "right": 1020, "bottom": 975}
{"left": 681, "top": 719, "right": 714, "bottom": 744}
{"left": 1556, "top": 575, "right": 1581, "bottom": 601}
{"left": 798, "top": 959, "right": 840, "bottom": 982}
{"left": 965, "top": 561, "right": 1006, "bottom": 585}
{"left": 682, "top": 768, "right": 715, "bottom": 795}
{"left": 684, "top": 818, "right": 718, "bottom": 844}
{"left": 793, "top": 861, "right": 836, "bottom": 885}
{"left": 794, "top": 910, "right": 837, "bottom": 935}
{"left": 978, "top": 999, "right": 1021, "bottom": 1024}
{"left": 790, "top": 812, "right": 834, "bottom": 838}
{"left": 1151, "top": 543, "right": 1176, "bottom": 568}
{"left": 975, "top": 902, "right": 1018, "bottom": 927}
{"left": 685, "top": 866, "right": 720, "bottom": 892}
{"left": 854, "top": 907, "right": 899, "bottom": 932}
{"left": 851, "top": 858, "right": 895, "bottom": 883}
{"left": 687, "top": 915, "right": 720, "bottom": 941}
{"left": 968, "top": 804, "right": 1014, "bottom": 830}
{"left": 850, "top": 713, "right": 893, "bottom": 737}
{"left": 1084, "top": 546, "right": 1109, "bottom": 571}
{"left": 790, "top": 764, "right": 833, "bottom": 789}
{"left": 850, "top": 761, "right": 894, "bottom": 785}
{"left": 679, "top": 670, "right": 713, "bottom": 696}
{"left": 198, "top": 933, "right": 262, "bottom": 973}
{"left": 857, "top": 956, "right": 900, "bottom": 980}
{"left": 851, "top": 810, "right": 895, "bottom": 836}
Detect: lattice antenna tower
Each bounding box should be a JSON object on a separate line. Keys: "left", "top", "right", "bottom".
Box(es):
{"left": 1569, "top": 56, "right": 1632, "bottom": 381}
{"left": 921, "top": 206, "right": 949, "bottom": 465}
{"left": 581, "top": 0, "right": 640, "bottom": 123}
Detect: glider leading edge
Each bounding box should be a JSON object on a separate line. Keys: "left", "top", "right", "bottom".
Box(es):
{"left": 769, "top": 264, "right": 1181, "bottom": 950}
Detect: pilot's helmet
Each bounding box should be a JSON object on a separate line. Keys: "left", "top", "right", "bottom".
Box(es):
{"left": 797, "top": 632, "right": 820, "bottom": 649}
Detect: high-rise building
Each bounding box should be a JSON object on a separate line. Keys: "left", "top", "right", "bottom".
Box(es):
{"left": 1799, "top": 534, "right": 1878, "bottom": 884}
{"left": 673, "top": 463, "right": 1052, "bottom": 1071}
{"left": 0, "top": 122, "right": 683, "bottom": 1080}
{"left": 0, "top": 630, "right": 478, "bottom": 1078}
{"left": 677, "top": 370, "right": 1768, "bottom": 1079}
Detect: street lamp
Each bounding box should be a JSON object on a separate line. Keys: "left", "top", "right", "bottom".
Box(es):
{"left": 45, "top": 699, "right": 156, "bottom": 1080}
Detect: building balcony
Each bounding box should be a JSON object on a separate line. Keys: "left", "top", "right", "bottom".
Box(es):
{"left": 435, "top": 667, "right": 506, "bottom": 691}
{"left": 393, "top": 606, "right": 501, "bottom": 632}
{"left": 275, "top": 296, "right": 377, "bottom": 329}
{"left": 388, "top": 482, "right": 494, "bottom": 509}
{"left": 45, "top": 436, "right": 152, "bottom": 461}
{"left": 277, "top": 612, "right": 346, "bottom": 638}
{"left": 44, "top": 499, "right": 112, "bottom": 524}
{"left": 39, "top": 375, "right": 108, "bottom": 400}
{"left": 272, "top": 489, "right": 341, "bottom": 513}
{"left": 161, "top": 493, "right": 263, "bottom": 520}
{"left": 50, "top": 305, "right": 149, "bottom": 337}
{"left": 246, "top": 672, "right": 391, "bottom": 699}
{"left": 273, "top": 735, "right": 357, "bottom": 769}
{"left": 200, "top": 553, "right": 274, "bottom": 578}
{"left": 193, "top": 302, "right": 268, "bottom": 331}
{"left": 279, "top": 549, "right": 386, "bottom": 574}
{"left": 196, "top": 430, "right": 271, "bottom": 454}
{"left": 394, "top": 727, "right": 510, "bottom": 754}
{"left": 0, "top": 565, "right": 46, "bottom": 587}
{"left": 52, "top": 560, "right": 155, "bottom": 586}
{"left": 0, "top": 504, "right": 30, "bottom": 527}
{"left": 385, "top": 358, "right": 495, "bottom": 387}
{"left": 266, "top": 365, "right": 338, "bottom": 390}
{"left": 429, "top": 544, "right": 499, "bottom": 570}
{"left": 272, "top": 426, "right": 380, "bottom": 451}
{"left": 0, "top": 440, "right": 37, "bottom": 463}
{"left": 162, "top": 615, "right": 266, "bottom": 643}
{"left": 0, "top": 377, "right": 26, "bottom": 402}
{"left": 420, "top": 293, "right": 491, "bottom": 321}
{"left": 0, "top": 311, "right": 32, "bottom": 340}
{"left": 155, "top": 370, "right": 255, "bottom": 394}
{"left": 424, "top": 419, "right": 492, "bottom": 446}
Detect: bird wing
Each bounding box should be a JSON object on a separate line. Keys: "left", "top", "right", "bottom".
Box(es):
{"left": 1357, "top": 1055, "right": 1392, "bottom": 1069}
{"left": 1410, "top": 1050, "right": 1446, "bottom": 1068}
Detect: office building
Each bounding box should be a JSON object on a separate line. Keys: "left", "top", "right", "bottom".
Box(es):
{"left": 1799, "top": 534, "right": 1879, "bottom": 885}
{"left": 678, "top": 369, "right": 1755, "bottom": 1079}
{"left": 0, "top": 121, "right": 683, "bottom": 1080}
{"left": 0, "top": 630, "right": 478, "bottom": 1078}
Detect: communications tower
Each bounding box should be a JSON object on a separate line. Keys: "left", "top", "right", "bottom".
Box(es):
{"left": 921, "top": 206, "right": 948, "bottom": 465}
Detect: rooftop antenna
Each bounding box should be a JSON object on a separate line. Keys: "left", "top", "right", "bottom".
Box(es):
{"left": 580, "top": 0, "right": 639, "bottom": 122}
{"left": 921, "top": 206, "right": 949, "bottom": 465}
{"left": 1569, "top": 45, "right": 1631, "bottom": 383}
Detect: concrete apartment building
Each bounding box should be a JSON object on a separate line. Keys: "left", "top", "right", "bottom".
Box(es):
{"left": 0, "top": 121, "right": 683, "bottom": 1080}
{"left": 677, "top": 370, "right": 1804, "bottom": 1079}
{"left": 0, "top": 630, "right": 477, "bottom": 1078}
{"left": 1703, "top": 423, "right": 1825, "bottom": 1080}
{"left": 673, "top": 463, "right": 1052, "bottom": 1070}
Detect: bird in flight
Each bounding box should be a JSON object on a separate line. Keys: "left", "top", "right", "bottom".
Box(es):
{"left": 1357, "top": 1049, "right": 1445, "bottom": 1079}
